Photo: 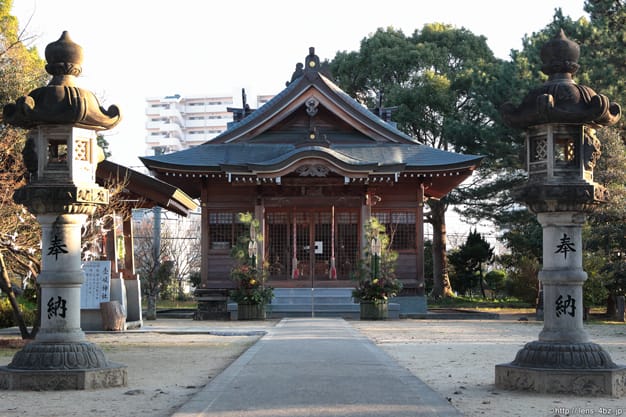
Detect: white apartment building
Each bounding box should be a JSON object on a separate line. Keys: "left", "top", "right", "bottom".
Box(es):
{"left": 145, "top": 93, "right": 273, "bottom": 155}
{"left": 145, "top": 94, "right": 234, "bottom": 155}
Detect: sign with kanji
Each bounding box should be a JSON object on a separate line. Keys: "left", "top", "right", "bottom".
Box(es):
{"left": 554, "top": 233, "right": 576, "bottom": 260}
{"left": 47, "top": 233, "right": 68, "bottom": 260}
{"left": 81, "top": 261, "right": 111, "bottom": 309}
{"left": 555, "top": 294, "right": 577, "bottom": 318}
{"left": 47, "top": 296, "right": 67, "bottom": 319}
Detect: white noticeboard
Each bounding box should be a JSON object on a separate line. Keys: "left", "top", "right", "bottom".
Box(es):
{"left": 314, "top": 241, "right": 323, "bottom": 254}
{"left": 81, "top": 261, "right": 111, "bottom": 309}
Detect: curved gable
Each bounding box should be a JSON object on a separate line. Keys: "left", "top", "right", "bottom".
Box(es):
{"left": 210, "top": 49, "right": 416, "bottom": 146}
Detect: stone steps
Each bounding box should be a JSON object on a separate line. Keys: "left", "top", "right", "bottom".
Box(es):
{"left": 228, "top": 288, "right": 401, "bottom": 319}
{"left": 271, "top": 288, "right": 355, "bottom": 305}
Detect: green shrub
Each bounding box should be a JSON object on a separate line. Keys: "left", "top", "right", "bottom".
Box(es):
{"left": 0, "top": 297, "right": 37, "bottom": 329}
{"left": 583, "top": 253, "right": 610, "bottom": 307}
{"left": 504, "top": 256, "right": 540, "bottom": 304}
{"left": 485, "top": 270, "right": 506, "bottom": 296}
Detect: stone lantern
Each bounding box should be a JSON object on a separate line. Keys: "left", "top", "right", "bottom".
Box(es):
{"left": 495, "top": 30, "right": 626, "bottom": 396}
{"left": 0, "top": 32, "right": 126, "bottom": 390}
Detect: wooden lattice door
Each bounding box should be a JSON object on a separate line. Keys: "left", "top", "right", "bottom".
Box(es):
{"left": 266, "top": 208, "right": 359, "bottom": 285}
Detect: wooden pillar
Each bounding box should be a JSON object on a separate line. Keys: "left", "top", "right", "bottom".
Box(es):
{"left": 200, "top": 181, "right": 209, "bottom": 288}
{"left": 416, "top": 183, "right": 425, "bottom": 296}
{"left": 104, "top": 213, "right": 124, "bottom": 275}
{"left": 122, "top": 215, "right": 135, "bottom": 277}
{"left": 194, "top": 180, "right": 229, "bottom": 320}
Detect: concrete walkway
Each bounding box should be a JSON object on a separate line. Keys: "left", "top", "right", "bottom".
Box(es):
{"left": 172, "top": 318, "right": 463, "bottom": 417}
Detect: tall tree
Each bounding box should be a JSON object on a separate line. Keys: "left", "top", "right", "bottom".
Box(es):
{"left": 329, "top": 25, "right": 518, "bottom": 297}
{"left": 0, "top": 0, "right": 139, "bottom": 334}
{"left": 504, "top": 3, "right": 626, "bottom": 309}
{"left": 448, "top": 229, "right": 494, "bottom": 297}
{"left": 585, "top": 127, "right": 626, "bottom": 312}
{"left": 582, "top": 0, "right": 626, "bottom": 115}
{"left": 585, "top": 128, "right": 626, "bottom": 259}
{"left": 133, "top": 209, "right": 200, "bottom": 314}
{"left": 133, "top": 211, "right": 173, "bottom": 320}
{"left": 161, "top": 214, "right": 201, "bottom": 299}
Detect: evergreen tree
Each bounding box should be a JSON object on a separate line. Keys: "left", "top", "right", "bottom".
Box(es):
{"left": 448, "top": 229, "right": 494, "bottom": 298}
{"left": 329, "top": 25, "right": 520, "bottom": 297}
{"left": 504, "top": 2, "right": 626, "bottom": 310}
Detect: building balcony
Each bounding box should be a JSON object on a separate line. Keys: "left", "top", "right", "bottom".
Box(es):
{"left": 184, "top": 132, "right": 222, "bottom": 146}
{"left": 184, "top": 118, "right": 231, "bottom": 128}
{"left": 157, "top": 123, "right": 184, "bottom": 138}
{"left": 183, "top": 103, "right": 232, "bottom": 114}
{"left": 146, "top": 121, "right": 167, "bottom": 129}
{"left": 145, "top": 136, "right": 185, "bottom": 149}
{"left": 160, "top": 109, "right": 184, "bottom": 124}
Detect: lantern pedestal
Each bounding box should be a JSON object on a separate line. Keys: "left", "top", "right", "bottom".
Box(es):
{"left": 495, "top": 363, "right": 626, "bottom": 397}
{"left": 0, "top": 213, "right": 127, "bottom": 390}
{"left": 495, "top": 212, "right": 626, "bottom": 396}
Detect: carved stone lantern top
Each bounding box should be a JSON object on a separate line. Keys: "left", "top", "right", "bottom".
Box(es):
{"left": 4, "top": 32, "right": 116, "bottom": 215}
{"left": 501, "top": 29, "right": 621, "bottom": 129}
{"left": 501, "top": 30, "right": 621, "bottom": 214}
{"left": 2, "top": 31, "right": 121, "bottom": 130}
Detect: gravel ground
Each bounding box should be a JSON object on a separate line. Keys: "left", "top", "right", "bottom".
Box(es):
{"left": 1, "top": 317, "right": 625, "bottom": 417}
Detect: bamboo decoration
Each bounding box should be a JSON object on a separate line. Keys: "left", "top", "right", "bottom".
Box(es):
{"left": 291, "top": 212, "right": 299, "bottom": 279}
{"left": 329, "top": 206, "right": 337, "bottom": 279}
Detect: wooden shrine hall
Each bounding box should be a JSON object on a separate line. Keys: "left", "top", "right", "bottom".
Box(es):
{"left": 140, "top": 48, "right": 483, "bottom": 318}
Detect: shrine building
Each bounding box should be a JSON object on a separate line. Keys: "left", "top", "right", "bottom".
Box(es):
{"left": 140, "top": 48, "right": 483, "bottom": 316}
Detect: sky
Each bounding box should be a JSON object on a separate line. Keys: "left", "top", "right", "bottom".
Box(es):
{"left": 12, "top": 0, "right": 588, "bottom": 170}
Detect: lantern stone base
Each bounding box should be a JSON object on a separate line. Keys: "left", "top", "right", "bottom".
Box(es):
{"left": 495, "top": 364, "right": 626, "bottom": 397}
{"left": 0, "top": 342, "right": 127, "bottom": 390}
{"left": 496, "top": 341, "right": 626, "bottom": 397}
{"left": 0, "top": 364, "right": 127, "bottom": 390}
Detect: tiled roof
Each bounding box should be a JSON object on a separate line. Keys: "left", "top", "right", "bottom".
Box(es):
{"left": 141, "top": 142, "right": 481, "bottom": 173}
{"left": 142, "top": 48, "right": 482, "bottom": 174}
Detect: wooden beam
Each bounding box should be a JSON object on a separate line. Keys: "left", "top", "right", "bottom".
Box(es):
{"left": 122, "top": 216, "right": 135, "bottom": 277}
{"left": 200, "top": 181, "right": 209, "bottom": 289}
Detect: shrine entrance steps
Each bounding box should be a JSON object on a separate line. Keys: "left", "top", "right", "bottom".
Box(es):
{"left": 228, "top": 288, "right": 400, "bottom": 319}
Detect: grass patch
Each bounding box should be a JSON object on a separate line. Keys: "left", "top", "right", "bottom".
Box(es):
{"left": 0, "top": 337, "right": 30, "bottom": 358}
{"left": 428, "top": 295, "right": 533, "bottom": 309}
{"left": 142, "top": 300, "right": 197, "bottom": 309}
